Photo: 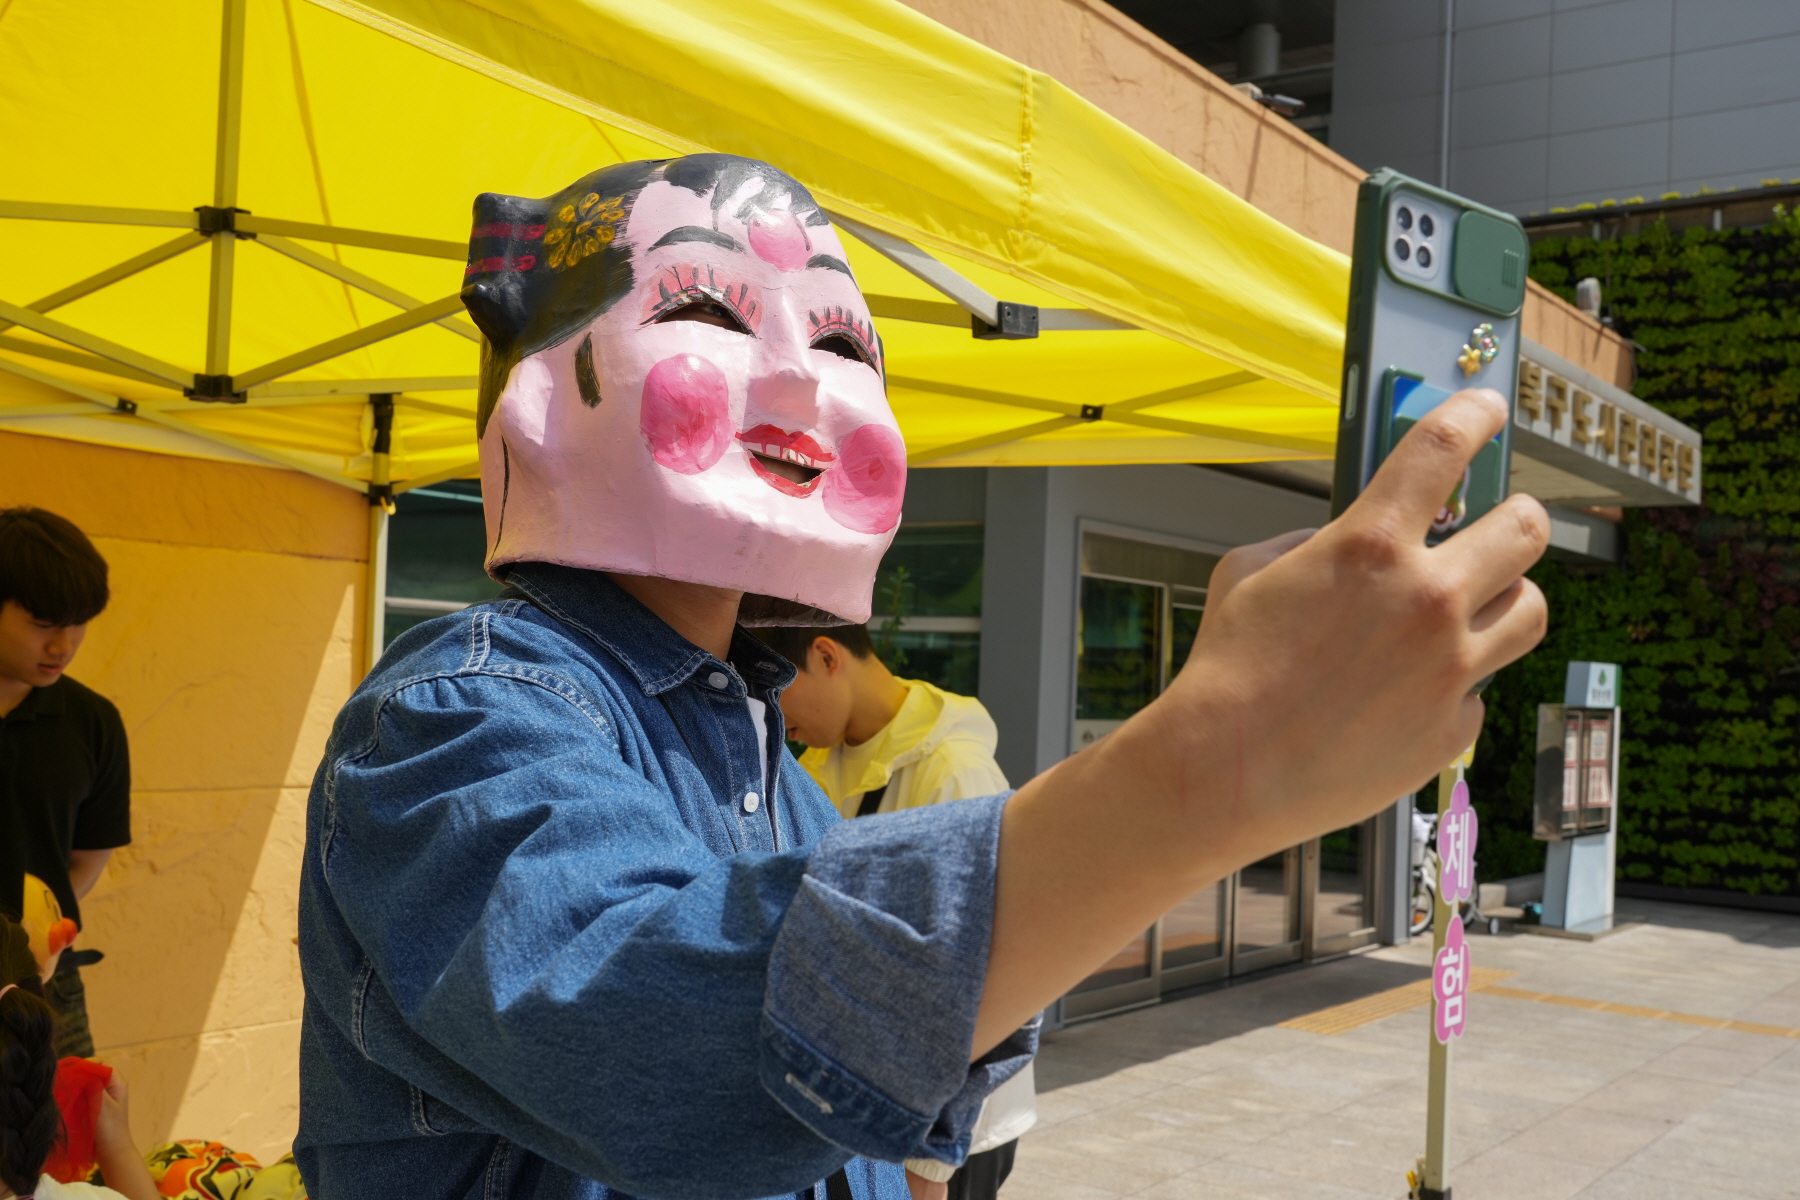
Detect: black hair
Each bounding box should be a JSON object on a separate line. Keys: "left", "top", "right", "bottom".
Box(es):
{"left": 0, "top": 918, "right": 60, "bottom": 1197}
{"left": 0, "top": 507, "right": 109, "bottom": 626}
{"left": 461, "top": 154, "right": 833, "bottom": 438}
{"left": 756, "top": 623, "right": 876, "bottom": 670}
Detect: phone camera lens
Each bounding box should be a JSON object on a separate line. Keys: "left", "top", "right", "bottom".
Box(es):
{"left": 1419, "top": 213, "right": 1435, "bottom": 238}
{"left": 1417, "top": 245, "right": 1433, "bottom": 269}
{"left": 1396, "top": 206, "right": 1413, "bottom": 231}
{"left": 1394, "top": 237, "right": 1411, "bottom": 261}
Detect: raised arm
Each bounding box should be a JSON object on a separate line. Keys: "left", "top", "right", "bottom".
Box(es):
{"left": 972, "top": 387, "right": 1548, "bottom": 1054}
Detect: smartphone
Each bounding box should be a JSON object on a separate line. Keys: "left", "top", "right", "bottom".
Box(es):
{"left": 1330, "top": 169, "right": 1529, "bottom": 539}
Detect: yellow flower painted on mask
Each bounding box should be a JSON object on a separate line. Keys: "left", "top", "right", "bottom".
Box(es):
{"left": 547, "top": 193, "right": 625, "bottom": 270}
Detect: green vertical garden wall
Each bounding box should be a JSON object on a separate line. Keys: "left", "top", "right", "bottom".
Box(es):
{"left": 1469, "top": 208, "right": 1800, "bottom": 898}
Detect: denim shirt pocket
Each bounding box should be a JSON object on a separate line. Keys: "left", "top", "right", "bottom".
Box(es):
{"left": 410, "top": 1082, "right": 488, "bottom": 1136}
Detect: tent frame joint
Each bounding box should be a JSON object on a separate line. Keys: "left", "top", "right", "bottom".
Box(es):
{"left": 1080, "top": 404, "right": 1104, "bottom": 421}
{"left": 194, "top": 205, "right": 253, "bottom": 238}
{"left": 972, "top": 301, "right": 1039, "bottom": 340}
{"left": 186, "top": 373, "right": 244, "bottom": 403}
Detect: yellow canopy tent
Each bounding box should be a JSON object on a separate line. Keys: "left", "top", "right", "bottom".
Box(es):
{"left": 0, "top": 0, "right": 1352, "bottom": 653}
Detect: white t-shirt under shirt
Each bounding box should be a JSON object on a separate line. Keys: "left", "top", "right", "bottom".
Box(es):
{"left": 745, "top": 697, "right": 770, "bottom": 795}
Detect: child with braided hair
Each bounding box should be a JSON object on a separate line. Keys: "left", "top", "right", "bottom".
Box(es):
{"left": 0, "top": 919, "right": 153, "bottom": 1200}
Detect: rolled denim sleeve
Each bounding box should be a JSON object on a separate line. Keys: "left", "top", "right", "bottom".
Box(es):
{"left": 312, "top": 668, "right": 1028, "bottom": 1197}
{"left": 760, "top": 799, "right": 1036, "bottom": 1166}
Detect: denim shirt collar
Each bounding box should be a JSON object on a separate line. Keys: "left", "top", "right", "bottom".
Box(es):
{"left": 505, "top": 562, "right": 797, "bottom": 699}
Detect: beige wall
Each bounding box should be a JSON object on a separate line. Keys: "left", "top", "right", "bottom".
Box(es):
{"left": 0, "top": 430, "right": 368, "bottom": 1162}
{"left": 902, "top": 0, "right": 1635, "bottom": 390}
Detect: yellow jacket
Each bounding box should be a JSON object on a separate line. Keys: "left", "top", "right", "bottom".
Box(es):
{"left": 799, "top": 679, "right": 1010, "bottom": 818}
{"left": 798, "top": 679, "right": 1035, "bottom": 1169}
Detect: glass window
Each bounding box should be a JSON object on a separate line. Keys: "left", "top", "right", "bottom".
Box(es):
{"left": 1082, "top": 533, "right": 1218, "bottom": 590}
{"left": 1315, "top": 819, "right": 1377, "bottom": 942}
{"left": 1236, "top": 849, "right": 1300, "bottom": 953}
{"left": 869, "top": 522, "right": 983, "bottom": 695}
{"left": 385, "top": 481, "right": 503, "bottom": 644}
{"left": 1162, "top": 880, "right": 1226, "bottom": 969}
{"left": 1077, "top": 577, "right": 1162, "bottom": 720}
{"left": 1171, "top": 603, "right": 1203, "bottom": 673}
{"left": 1070, "top": 931, "right": 1152, "bottom": 993}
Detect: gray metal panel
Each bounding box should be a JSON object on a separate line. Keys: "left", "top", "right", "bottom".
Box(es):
{"left": 1673, "top": 0, "right": 1800, "bottom": 51}
{"left": 1457, "top": 0, "right": 1555, "bottom": 30}
{"left": 1335, "top": 0, "right": 1447, "bottom": 52}
{"left": 1452, "top": 76, "right": 1551, "bottom": 149}
{"left": 1451, "top": 137, "right": 1550, "bottom": 211}
{"left": 1547, "top": 119, "right": 1670, "bottom": 198}
{"left": 1549, "top": 57, "right": 1673, "bottom": 135}
{"left": 1670, "top": 97, "right": 1800, "bottom": 181}
{"left": 1334, "top": 29, "right": 1448, "bottom": 107}
{"left": 1671, "top": 34, "right": 1800, "bottom": 116}
{"left": 1549, "top": 0, "right": 1673, "bottom": 73}
{"left": 1454, "top": 14, "right": 1553, "bottom": 88}
{"left": 1339, "top": 95, "right": 1445, "bottom": 164}
{"left": 1374, "top": 796, "right": 1415, "bottom": 945}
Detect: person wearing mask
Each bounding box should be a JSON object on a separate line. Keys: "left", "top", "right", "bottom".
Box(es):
{"left": 765, "top": 622, "right": 1032, "bottom": 1200}
{"left": 294, "top": 154, "right": 1549, "bottom": 1200}
{"left": 0, "top": 508, "right": 129, "bottom": 1059}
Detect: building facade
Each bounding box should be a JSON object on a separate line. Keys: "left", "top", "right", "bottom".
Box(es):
{"left": 1332, "top": 0, "right": 1800, "bottom": 215}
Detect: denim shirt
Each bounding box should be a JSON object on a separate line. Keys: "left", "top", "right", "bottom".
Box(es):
{"left": 295, "top": 564, "right": 1033, "bottom": 1200}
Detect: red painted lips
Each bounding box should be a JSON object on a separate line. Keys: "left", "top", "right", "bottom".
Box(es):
{"left": 739, "top": 424, "right": 835, "bottom": 496}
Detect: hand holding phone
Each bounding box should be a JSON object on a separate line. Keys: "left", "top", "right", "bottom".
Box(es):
{"left": 1332, "top": 169, "right": 1530, "bottom": 543}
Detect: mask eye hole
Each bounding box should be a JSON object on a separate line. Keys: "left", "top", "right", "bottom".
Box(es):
{"left": 654, "top": 299, "right": 750, "bottom": 335}
{"left": 811, "top": 333, "right": 873, "bottom": 369}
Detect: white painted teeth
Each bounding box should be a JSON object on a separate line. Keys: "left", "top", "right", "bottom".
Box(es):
{"left": 748, "top": 442, "right": 817, "bottom": 469}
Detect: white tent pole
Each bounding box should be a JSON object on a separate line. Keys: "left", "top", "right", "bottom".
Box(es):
{"left": 204, "top": 0, "right": 249, "bottom": 384}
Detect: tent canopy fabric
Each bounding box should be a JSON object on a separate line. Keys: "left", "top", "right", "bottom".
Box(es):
{"left": 0, "top": 0, "right": 1351, "bottom": 492}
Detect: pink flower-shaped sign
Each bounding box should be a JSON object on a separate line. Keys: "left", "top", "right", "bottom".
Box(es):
{"left": 1433, "top": 917, "right": 1469, "bottom": 1044}
{"left": 1437, "top": 780, "right": 1479, "bottom": 904}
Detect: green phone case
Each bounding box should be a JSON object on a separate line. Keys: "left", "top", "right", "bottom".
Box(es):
{"left": 1330, "top": 169, "right": 1529, "bottom": 543}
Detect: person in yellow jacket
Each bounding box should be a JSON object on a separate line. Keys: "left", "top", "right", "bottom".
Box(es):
{"left": 758, "top": 623, "right": 1034, "bottom": 1200}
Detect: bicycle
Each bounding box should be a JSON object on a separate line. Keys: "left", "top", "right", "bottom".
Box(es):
{"left": 1408, "top": 808, "right": 1482, "bottom": 936}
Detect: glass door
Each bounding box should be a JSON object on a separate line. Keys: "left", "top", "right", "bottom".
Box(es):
{"left": 1232, "top": 847, "right": 1303, "bottom": 973}
{"left": 1307, "top": 817, "right": 1379, "bottom": 959}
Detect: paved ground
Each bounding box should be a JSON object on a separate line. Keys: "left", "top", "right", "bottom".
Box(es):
{"left": 1013, "top": 900, "right": 1800, "bottom": 1200}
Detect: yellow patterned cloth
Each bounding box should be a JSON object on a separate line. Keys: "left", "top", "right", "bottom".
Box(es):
{"left": 143, "top": 1142, "right": 306, "bottom": 1200}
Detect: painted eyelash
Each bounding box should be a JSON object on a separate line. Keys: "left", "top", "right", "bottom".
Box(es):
{"left": 807, "top": 306, "right": 882, "bottom": 371}
{"left": 645, "top": 265, "right": 760, "bottom": 327}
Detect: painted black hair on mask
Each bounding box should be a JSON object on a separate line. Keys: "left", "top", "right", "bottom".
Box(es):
{"left": 461, "top": 155, "right": 831, "bottom": 437}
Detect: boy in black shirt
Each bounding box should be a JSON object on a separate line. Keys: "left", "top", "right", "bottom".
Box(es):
{"left": 0, "top": 506, "right": 130, "bottom": 1056}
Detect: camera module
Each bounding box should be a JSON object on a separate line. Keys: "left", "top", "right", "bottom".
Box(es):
{"left": 1417, "top": 245, "right": 1433, "bottom": 269}
{"left": 1394, "top": 238, "right": 1411, "bottom": 261}
{"left": 1419, "top": 213, "right": 1435, "bottom": 238}
{"left": 1396, "top": 206, "right": 1413, "bottom": 231}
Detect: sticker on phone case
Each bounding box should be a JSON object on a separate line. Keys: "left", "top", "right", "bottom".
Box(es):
{"left": 1457, "top": 322, "right": 1500, "bottom": 377}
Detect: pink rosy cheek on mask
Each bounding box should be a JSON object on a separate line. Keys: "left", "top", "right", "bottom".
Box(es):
{"left": 747, "top": 211, "right": 810, "bottom": 272}
{"left": 822, "top": 423, "right": 907, "bottom": 534}
{"left": 641, "top": 354, "right": 733, "bottom": 474}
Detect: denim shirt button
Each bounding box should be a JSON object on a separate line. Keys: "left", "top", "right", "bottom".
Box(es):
{"left": 743, "top": 791, "right": 760, "bottom": 812}
{"left": 707, "top": 671, "right": 730, "bottom": 689}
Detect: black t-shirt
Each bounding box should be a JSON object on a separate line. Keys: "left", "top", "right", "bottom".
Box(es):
{"left": 0, "top": 675, "right": 131, "bottom": 929}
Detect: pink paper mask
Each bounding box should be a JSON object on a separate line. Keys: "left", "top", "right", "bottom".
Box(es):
{"left": 462, "top": 156, "right": 905, "bottom": 625}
